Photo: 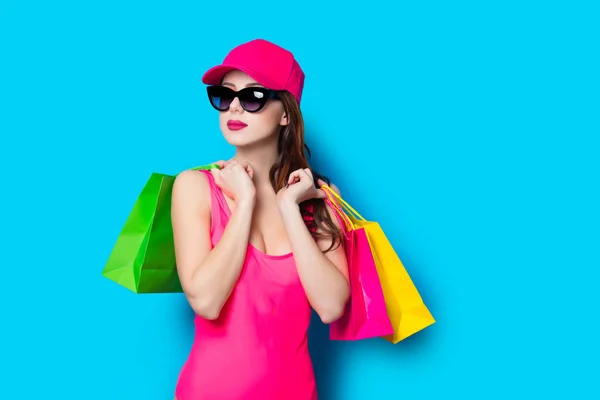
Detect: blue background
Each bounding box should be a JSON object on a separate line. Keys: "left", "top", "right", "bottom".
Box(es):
{"left": 1, "top": 0, "right": 599, "bottom": 398}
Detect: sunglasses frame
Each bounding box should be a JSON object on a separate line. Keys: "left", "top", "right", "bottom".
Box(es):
{"left": 206, "top": 85, "right": 281, "bottom": 113}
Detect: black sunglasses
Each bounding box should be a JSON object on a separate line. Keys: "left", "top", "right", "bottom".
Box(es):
{"left": 206, "top": 85, "right": 281, "bottom": 113}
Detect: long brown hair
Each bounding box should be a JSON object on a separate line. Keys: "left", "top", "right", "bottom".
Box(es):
{"left": 269, "top": 91, "right": 344, "bottom": 252}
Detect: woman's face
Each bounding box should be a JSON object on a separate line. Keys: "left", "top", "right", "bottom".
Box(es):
{"left": 216, "top": 70, "right": 288, "bottom": 148}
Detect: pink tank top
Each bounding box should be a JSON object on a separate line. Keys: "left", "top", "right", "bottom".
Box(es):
{"left": 174, "top": 170, "right": 317, "bottom": 400}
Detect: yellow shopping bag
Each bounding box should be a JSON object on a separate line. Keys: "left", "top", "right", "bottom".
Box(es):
{"left": 322, "top": 185, "right": 436, "bottom": 344}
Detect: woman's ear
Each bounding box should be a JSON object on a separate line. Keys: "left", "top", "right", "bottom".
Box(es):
{"left": 279, "top": 112, "right": 289, "bottom": 126}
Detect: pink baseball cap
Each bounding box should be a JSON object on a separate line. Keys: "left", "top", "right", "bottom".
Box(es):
{"left": 202, "top": 39, "right": 305, "bottom": 104}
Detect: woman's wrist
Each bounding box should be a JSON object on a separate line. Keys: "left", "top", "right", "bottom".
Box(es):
{"left": 277, "top": 196, "right": 299, "bottom": 213}
{"left": 236, "top": 196, "right": 256, "bottom": 212}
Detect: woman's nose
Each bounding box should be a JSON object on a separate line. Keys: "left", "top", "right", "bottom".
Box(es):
{"left": 229, "top": 96, "right": 243, "bottom": 113}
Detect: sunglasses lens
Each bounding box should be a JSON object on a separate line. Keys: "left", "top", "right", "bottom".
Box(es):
{"left": 239, "top": 89, "right": 267, "bottom": 112}
{"left": 208, "top": 87, "right": 233, "bottom": 111}
{"left": 214, "top": 96, "right": 233, "bottom": 110}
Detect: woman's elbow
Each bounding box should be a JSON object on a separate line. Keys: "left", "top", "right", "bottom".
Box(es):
{"left": 189, "top": 295, "right": 223, "bottom": 321}
{"left": 318, "top": 301, "right": 347, "bottom": 324}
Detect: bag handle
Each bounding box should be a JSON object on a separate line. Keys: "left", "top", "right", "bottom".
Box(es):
{"left": 322, "top": 186, "right": 353, "bottom": 235}
{"left": 190, "top": 163, "right": 221, "bottom": 171}
{"left": 321, "top": 185, "right": 366, "bottom": 222}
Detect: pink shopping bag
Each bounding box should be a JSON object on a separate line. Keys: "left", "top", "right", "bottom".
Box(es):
{"left": 324, "top": 187, "right": 394, "bottom": 340}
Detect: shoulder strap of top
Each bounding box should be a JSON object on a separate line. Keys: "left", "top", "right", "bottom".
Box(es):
{"left": 197, "top": 170, "right": 231, "bottom": 241}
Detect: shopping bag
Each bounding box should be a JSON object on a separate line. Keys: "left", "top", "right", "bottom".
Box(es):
{"left": 101, "top": 163, "right": 220, "bottom": 294}
{"left": 322, "top": 185, "right": 436, "bottom": 344}
{"left": 323, "top": 187, "right": 394, "bottom": 341}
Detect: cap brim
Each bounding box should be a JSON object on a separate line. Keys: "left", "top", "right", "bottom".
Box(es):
{"left": 202, "top": 64, "right": 283, "bottom": 90}
{"left": 202, "top": 65, "right": 236, "bottom": 85}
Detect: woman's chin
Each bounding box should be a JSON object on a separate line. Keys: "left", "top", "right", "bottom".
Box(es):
{"left": 223, "top": 135, "right": 254, "bottom": 147}
{"left": 223, "top": 132, "right": 274, "bottom": 148}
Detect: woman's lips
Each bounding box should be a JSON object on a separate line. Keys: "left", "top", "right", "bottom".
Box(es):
{"left": 227, "top": 120, "right": 248, "bottom": 131}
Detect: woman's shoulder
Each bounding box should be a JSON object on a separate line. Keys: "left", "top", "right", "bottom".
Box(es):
{"left": 172, "top": 168, "right": 213, "bottom": 205}
{"left": 174, "top": 160, "right": 226, "bottom": 190}
{"left": 174, "top": 168, "right": 211, "bottom": 187}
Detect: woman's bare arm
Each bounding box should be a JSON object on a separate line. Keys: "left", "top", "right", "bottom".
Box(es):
{"left": 278, "top": 185, "right": 350, "bottom": 324}
{"left": 171, "top": 170, "right": 254, "bottom": 320}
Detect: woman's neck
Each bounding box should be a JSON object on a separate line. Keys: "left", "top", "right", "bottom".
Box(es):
{"left": 232, "top": 142, "right": 279, "bottom": 187}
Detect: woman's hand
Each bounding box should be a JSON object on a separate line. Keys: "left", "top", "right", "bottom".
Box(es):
{"left": 277, "top": 168, "right": 327, "bottom": 205}
{"left": 211, "top": 160, "right": 256, "bottom": 204}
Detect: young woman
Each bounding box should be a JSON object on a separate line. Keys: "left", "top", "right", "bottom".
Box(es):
{"left": 170, "top": 39, "right": 350, "bottom": 400}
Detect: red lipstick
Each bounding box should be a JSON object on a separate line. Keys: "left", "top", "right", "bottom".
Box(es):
{"left": 227, "top": 120, "right": 248, "bottom": 131}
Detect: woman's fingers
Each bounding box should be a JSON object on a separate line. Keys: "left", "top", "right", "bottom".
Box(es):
{"left": 212, "top": 160, "right": 228, "bottom": 169}
{"left": 242, "top": 162, "right": 254, "bottom": 179}
{"left": 288, "top": 168, "right": 305, "bottom": 185}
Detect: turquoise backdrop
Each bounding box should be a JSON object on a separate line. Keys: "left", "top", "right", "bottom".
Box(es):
{"left": 1, "top": 0, "right": 598, "bottom": 399}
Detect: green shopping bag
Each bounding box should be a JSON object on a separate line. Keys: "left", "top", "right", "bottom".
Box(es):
{"left": 101, "top": 163, "right": 220, "bottom": 294}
